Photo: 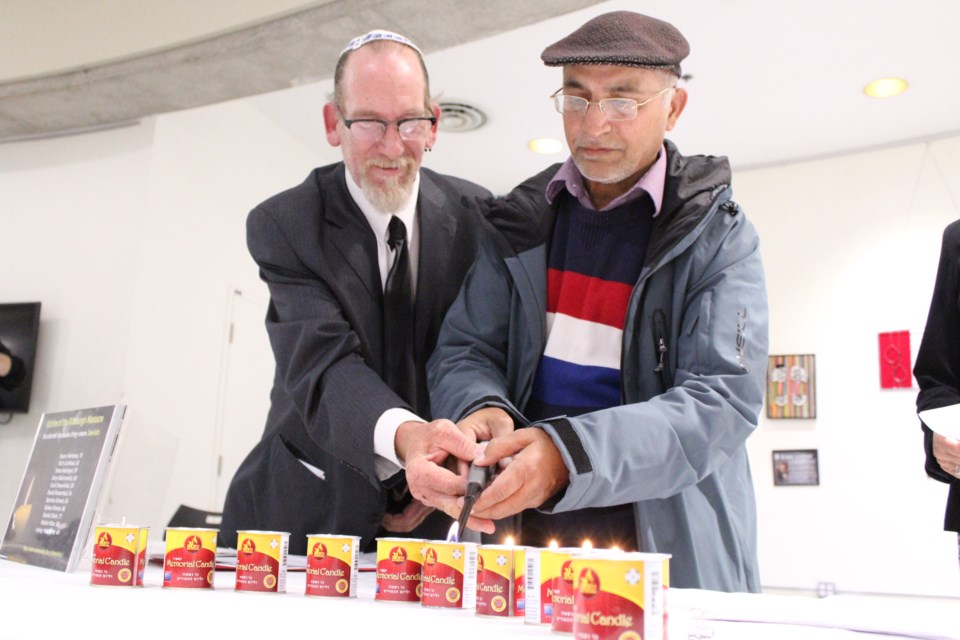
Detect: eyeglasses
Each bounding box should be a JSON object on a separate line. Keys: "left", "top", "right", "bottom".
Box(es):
{"left": 550, "top": 86, "right": 674, "bottom": 121}
{"left": 339, "top": 111, "right": 437, "bottom": 142}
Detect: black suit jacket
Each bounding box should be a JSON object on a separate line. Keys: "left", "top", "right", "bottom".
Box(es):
{"left": 915, "top": 219, "right": 960, "bottom": 533}
{"left": 221, "top": 164, "right": 494, "bottom": 553}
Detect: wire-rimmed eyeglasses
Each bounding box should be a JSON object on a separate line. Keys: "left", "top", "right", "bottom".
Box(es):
{"left": 550, "top": 86, "right": 674, "bottom": 121}
{"left": 339, "top": 111, "right": 437, "bottom": 142}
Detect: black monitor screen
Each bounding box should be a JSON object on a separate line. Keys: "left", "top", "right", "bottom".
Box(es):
{"left": 0, "top": 302, "right": 41, "bottom": 414}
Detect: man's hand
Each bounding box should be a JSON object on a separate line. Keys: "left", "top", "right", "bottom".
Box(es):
{"left": 933, "top": 433, "right": 960, "bottom": 478}
{"left": 457, "top": 407, "right": 515, "bottom": 442}
{"left": 448, "top": 407, "right": 518, "bottom": 486}
{"left": 381, "top": 498, "right": 435, "bottom": 533}
{"left": 467, "top": 427, "right": 569, "bottom": 523}
{"left": 396, "top": 418, "right": 483, "bottom": 520}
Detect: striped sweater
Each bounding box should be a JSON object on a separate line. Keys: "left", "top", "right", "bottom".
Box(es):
{"left": 525, "top": 192, "right": 655, "bottom": 423}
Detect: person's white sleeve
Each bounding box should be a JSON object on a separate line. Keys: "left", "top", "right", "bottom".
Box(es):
{"left": 373, "top": 407, "right": 424, "bottom": 480}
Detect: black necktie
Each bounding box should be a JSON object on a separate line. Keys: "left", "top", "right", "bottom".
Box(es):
{"left": 383, "top": 216, "right": 416, "bottom": 407}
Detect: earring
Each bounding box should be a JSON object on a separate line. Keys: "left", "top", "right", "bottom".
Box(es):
{"left": 424, "top": 146, "right": 432, "bottom": 152}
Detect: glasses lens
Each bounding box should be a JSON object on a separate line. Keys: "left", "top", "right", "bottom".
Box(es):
{"left": 554, "top": 95, "right": 588, "bottom": 116}
{"left": 349, "top": 120, "right": 386, "bottom": 141}
{"left": 600, "top": 99, "right": 638, "bottom": 121}
{"left": 397, "top": 119, "right": 432, "bottom": 141}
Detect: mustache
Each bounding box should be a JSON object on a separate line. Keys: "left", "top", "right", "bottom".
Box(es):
{"left": 574, "top": 136, "right": 625, "bottom": 151}
{"left": 363, "top": 157, "right": 415, "bottom": 172}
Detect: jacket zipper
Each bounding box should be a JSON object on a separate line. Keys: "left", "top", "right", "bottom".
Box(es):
{"left": 652, "top": 309, "right": 669, "bottom": 389}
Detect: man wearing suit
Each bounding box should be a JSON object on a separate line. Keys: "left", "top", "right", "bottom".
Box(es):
{"left": 915, "top": 219, "right": 960, "bottom": 568}
{"left": 220, "top": 30, "right": 495, "bottom": 554}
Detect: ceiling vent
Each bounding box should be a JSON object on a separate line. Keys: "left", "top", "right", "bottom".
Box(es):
{"left": 438, "top": 101, "right": 487, "bottom": 132}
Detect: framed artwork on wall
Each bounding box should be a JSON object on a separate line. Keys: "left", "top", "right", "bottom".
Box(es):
{"left": 878, "top": 330, "right": 912, "bottom": 389}
{"left": 766, "top": 354, "right": 816, "bottom": 419}
{"left": 772, "top": 449, "right": 820, "bottom": 486}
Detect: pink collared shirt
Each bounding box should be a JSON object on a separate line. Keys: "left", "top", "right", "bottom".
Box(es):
{"left": 546, "top": 144, "right": 667, "bottom": 214}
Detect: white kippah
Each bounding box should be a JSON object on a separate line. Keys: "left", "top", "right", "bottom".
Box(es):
{"left": 339, "top": 29, "right": 423, "bottom": 58}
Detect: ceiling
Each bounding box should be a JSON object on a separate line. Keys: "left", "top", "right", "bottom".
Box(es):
{"left": 3, "top": 0, "right": 960, "bottom": 193}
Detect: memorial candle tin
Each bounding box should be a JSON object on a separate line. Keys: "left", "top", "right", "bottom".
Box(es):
{"left": 304, "top": 534, "right": 359, "bottom": 598}
{"left": 375, "top": 537, "right": 424, "bottom": 602}
{"left": 571, "top": 552, "right": 670, "bottom": 640}
{"left": 89, "top": 524, "right": 149, "bottom": 587}
{"left": 476, "top": 544, "right": 527, "bottom": 617}
{"left": 420, "top": 539, "right": 478, "bottom": 609}
{"left": 524, "top": 546, "right": 573, "bottom": 625}
{"left": 162, "top": 527, "right": 217, "bottom": 589}
{"left": 551, "top": 550, "right": 579, "bottom": 633}
{"left": 234, "top": 530, "right": 289, "bottom": 593}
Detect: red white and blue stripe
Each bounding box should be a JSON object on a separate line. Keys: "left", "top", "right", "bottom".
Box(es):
{"left": 525, "top": 193, "right": 655, "bottom": 422}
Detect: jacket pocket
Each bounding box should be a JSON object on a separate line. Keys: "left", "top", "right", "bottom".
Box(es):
{"left": 681, "top": 290, "right": 713, "bottom": 372}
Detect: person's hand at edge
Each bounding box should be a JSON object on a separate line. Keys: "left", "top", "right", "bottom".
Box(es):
{"left": 381, "top": 497, "right": 435, "bottom": 532}
{"left": 933, "top": 433, "right": 960, "bottom": 478}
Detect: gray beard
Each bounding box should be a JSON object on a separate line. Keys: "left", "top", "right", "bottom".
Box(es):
{"left": 359, "top": 164, "right": 416, "bottom": 214}
{"left": 573, "top": 156, "right": 633, "bottom": 185}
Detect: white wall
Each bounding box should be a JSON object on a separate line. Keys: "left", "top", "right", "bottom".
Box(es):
{"left": 107, "top": 99, "right": 332, "bottom": 530}
{"left": 0, "top": 123, "right": 150, "bottom": 523}
{"left": 1, "top": 92, "right": 958, "bottom": 596}
{"left": 0, "top": 98, "right": 336, "bottom": 539}
{"left": 737, "top": 138, "right": 960, "bottom": 597}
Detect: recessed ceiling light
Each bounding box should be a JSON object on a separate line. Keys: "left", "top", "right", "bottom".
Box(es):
{"left": 864, "top": 77, "right": 908, "bottom": 99}
{"left": 528, "top": 137, "right": 563, "bottom": 154}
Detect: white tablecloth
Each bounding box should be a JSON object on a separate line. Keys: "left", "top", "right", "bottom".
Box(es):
{"left": 0, "top": 557, "right": 955, "bottom": 640}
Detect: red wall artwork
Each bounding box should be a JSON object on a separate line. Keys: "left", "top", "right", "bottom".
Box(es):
{"left": 878, "top": 330, "right": 912, "bottom": 389}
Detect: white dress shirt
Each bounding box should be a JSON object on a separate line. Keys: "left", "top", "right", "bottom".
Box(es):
{"left": 345, "top": 170, "right": 424, "bottom": 480}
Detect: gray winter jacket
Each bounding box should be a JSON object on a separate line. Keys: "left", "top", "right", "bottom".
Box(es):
{"left": 428, "top": 141, "right": 768, "bottom": 592}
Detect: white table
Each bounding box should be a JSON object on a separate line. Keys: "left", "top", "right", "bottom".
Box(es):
{"left": 0, "top": 557, "right": 955, "bottom": 640}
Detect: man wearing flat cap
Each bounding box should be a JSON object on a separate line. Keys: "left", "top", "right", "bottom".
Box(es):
{"left": 425, "top": 11, "right": 768, "bottom": 592}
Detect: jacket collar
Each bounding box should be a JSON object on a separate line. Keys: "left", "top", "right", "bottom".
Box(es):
{"left": 645, "top": 140, "right": 732, "bottom": 269}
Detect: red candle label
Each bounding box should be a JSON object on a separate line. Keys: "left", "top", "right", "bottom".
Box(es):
{"left": 572, "top": 552, "right": 670, "bottom": 640}
{"left": 234, "top": 531, "right": 288, "bottom": 593}
{"left": 375, "top": 538, "right": 424, "bottom": 602}
{"left": 420, "top": 541, "right": 477, "bottom": 609}
{"left": 305, "top": 535, "right": 359, "bottom": 598}
{"left": 163, "top": 527, "right": 217, "bottom": 589}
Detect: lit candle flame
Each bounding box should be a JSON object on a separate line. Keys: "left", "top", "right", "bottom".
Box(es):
{"left": 548, "top": 539, "right": 559, "bottom": 549}
{"left": 445, "top": 521, "right": 459, "bottom": 543}
{"left": 582, "top": 539, "right": 593, "bottom": 550}
{"left": 504, "top": 535, "right": 515, "bottom": 547}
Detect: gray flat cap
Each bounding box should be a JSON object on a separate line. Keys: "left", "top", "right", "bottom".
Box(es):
{"left": 541, "top": 11, "right": 689, "bottom": 75}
